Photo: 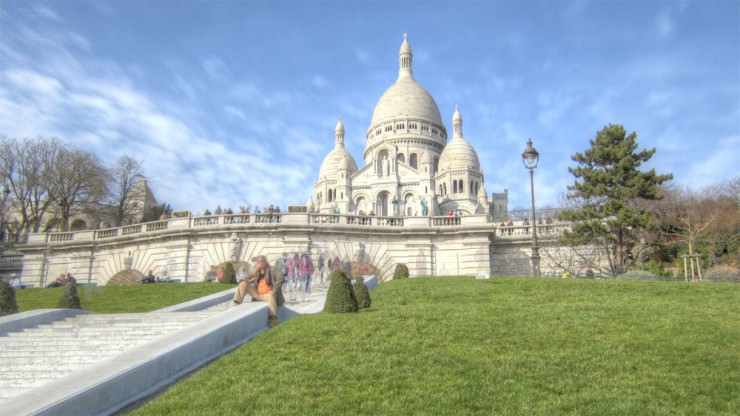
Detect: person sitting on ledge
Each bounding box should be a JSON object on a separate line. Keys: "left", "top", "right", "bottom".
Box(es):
{"left": 232, "top": 255, "right": 285, "bottom": 328}
{"left": 139, "top": 270, "right": 156, "bottom": 284}
{"left": 48, "top": 273, "right": 67, "bottom": 287}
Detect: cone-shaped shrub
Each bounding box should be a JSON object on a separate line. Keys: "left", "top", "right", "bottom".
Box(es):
{"left": 353, "top": 277, "right": 371, "bottom": 309}
{"left": 57, "top": 281, "right": 82, "bottom": 309}
{"left": 221, "top": 262, "right": 236, "bottom": 284}
{"left": 324, "top": 269, "right": 358, "bottom": 313}
{"left": 393, "top": 263, "right": 409, "bottom": 279}
{"left": 0, "top": 280, "right": 19, "bottom": 316}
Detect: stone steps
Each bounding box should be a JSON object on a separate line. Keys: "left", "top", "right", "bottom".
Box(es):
{"left": 0, "top": 310, "right": 221, "bottom": 402}
{"left": 0, "top": 281, "right": 348, "bottom": 414}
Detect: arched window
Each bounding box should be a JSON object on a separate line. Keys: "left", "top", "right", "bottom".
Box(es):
{"left": 410, "top": 153, "right": 418, "bottom": 169}
{"left": 453, "top": 180, "right": 458, "bottom": 194}
{"left": 433, "top": 157, "right": 439, "bottom": 173}
{"left": 397, "top": 153, "right": 405, "bottom": 164}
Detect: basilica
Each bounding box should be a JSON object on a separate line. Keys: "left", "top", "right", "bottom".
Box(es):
{"left": 313, "top": 35, "right": 508, "bottom": 219}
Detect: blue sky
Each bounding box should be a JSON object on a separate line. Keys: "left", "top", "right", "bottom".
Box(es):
{"left": 1, "top": 0, "right": 738, "bottom": 214}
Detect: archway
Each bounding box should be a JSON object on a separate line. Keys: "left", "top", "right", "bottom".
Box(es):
{"left": 355, "top": 196, "right": 369, "bottom": 214}
{"left": 70, "top": 219, "right": 88, "bottom": 231}
{"left": 376, "top": 191, "right": 390, "bottom": 216}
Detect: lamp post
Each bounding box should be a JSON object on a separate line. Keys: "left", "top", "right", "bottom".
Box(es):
{"left": 522, "top": 138, "right": 541, "bottom": 277}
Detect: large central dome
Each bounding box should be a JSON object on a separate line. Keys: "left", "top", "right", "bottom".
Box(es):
{"left": 369, "top": 34, "right": 443, "bottom": 128}
{"left": 370, "top": 78, "right": 443, "bottom": 127}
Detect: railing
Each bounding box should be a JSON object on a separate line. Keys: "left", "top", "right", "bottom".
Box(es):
{"left": 28, "top": 213, "right": 568, "bottom": 245}
{"left": 0, "top": 254, "right": 23, "bottom": 265}
{"left": 95, "top": 228, "right": 119, "bottom": 239}
{"left": 311, "top": 214, "right": 404, "bottom": 227}
{"left": 122, "top": 224, "right": 142, "bottom": 235}
{"left": 49, "top": 232, "right": 74, "bottom": 242}
{"left": 432, "top": 216, "right": 461, "bottom": 226}
{"left": 145, "top": 220, "right": 168, "bottom": 232}
{"left": 495, "top": 223, "right": 569, "bottom": 238}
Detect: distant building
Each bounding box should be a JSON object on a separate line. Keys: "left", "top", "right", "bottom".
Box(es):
{"left": 313, "top": 35, "right": 507, "bottom": 217}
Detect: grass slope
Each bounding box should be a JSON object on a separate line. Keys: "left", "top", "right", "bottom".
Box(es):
{"left": 14, "top": 283, "right": 235, "bottom": 313}
{"left": 132, "top": 278, "right": 738, "bottom": 415}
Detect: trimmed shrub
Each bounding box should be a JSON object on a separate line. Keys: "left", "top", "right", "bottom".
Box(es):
{"left": 221, "top": 262, "right": 236, "bottom": 284}
{"left": 353, "top": 277, "right": 371, "bottom": 309}
{"left": 393, "top": 263, "right": 409, "bottom": 279}
{"left": 0, "top": 280, "right": 19, "bottom": 316}
{"left": 57, "top": 281, "right": 82, "bottom": 309}
{"left": 324, "top": 269, "right": 358, "bottom": 313}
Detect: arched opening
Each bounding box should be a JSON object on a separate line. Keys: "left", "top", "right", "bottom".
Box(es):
{"left": 70, "top": 219, "right": 88, "bottom": 231}
{"left": 404, "top": 194, "right": 415, "bottom": 216}
{"left": 355, "top": 196, "right": 369, "bottom": 214}
{"left": 397, "top": 153, "right": 405, "bottom": 164}
{"left": 376, "top": 191, "right": 390, "bottom": 216}
{"left": 410, "top": 153, "right": 418, "bottom": 169}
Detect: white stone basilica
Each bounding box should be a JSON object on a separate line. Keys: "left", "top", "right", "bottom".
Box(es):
{"left": 313, "top": 35, "right": 507, "bottom": 218}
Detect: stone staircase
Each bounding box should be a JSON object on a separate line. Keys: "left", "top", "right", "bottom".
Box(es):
{"left": 0, "top": 277, "right": 374, "bottom": 415}
{"left": 0, "top": 311, "right": 214, "bottom": 401}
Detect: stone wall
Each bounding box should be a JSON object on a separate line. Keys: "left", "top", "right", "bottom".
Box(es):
{"left": 15, "top": 212, "right": 570, "bottom": 286}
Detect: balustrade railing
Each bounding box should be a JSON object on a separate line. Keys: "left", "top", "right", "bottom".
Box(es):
{"left": 121, "top": 224, "right": 142, "bottom": 235}
{"left": 32, "top": 213, "right": 568, "bottom": 245}
{"left": 0, "top": 254, "right": 23, "bottom": 264}
{"left": 95, "top": 228, "right": 119, "bottom": 239}
{"left": 145, "top": 220, "right": 168, "bottom": 232}
{"left": 49, "top": 232, "right": 74, "bottom": 242}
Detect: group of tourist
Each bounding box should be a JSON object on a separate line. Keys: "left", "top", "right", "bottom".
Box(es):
{"left": 137, "top": 269, "right": 174, "bottom": 284}
{"left": 230, "top": 253, "right": 344, "bottom": 328}
{"left": 47, "top": 272, "right": 76, "bottom": 287}
{"left": 201, "top": 205, "right": 282, "bottom": 216}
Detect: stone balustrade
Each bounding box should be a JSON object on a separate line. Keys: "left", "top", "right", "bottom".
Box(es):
{"left": 23, "top": 213, "right": 569, "bottom": 246}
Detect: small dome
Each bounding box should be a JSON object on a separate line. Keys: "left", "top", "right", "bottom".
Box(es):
{"left": 438, "top": 136, "right": 480, "bottom": 172}
{"left": 319, "top": 148, "right": 358, "bottom": 179}
{"left": 438, "top": 106, "right": 480, "bottom": 172}
{"left": 306, "top": 198, "right": 315, "bottom": 212}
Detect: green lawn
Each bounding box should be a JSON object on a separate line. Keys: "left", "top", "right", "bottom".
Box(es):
{"left": 129, "top": 277, "right": 739, "bottom": 416}
{"left": 14, "top": 282, "right": 235, "bottom": 313}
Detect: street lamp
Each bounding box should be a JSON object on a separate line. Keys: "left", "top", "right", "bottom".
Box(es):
{"left": 522, "top": 138, "right": 541, "bottom": 277}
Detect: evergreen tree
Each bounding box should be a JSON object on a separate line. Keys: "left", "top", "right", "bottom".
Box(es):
{"left": 353, "top": 277, "right": 371, "bottom": 309}
{"left": 559, "top": 124, "right": 672, "bottom": 276}
{"left": 324, "top": 269, "right": 358, "bottom": 313}
{"left": 0, "top": 280, "right": 19, "bottom": 316}
{"left": 393, "top": 263, "right": 409, "bottom": 279}
{"left": 57, "top": 281, "right": 82, "bottom": 309}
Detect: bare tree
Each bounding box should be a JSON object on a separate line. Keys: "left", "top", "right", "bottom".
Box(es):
{"left": 45, "top": 145, "right": 109, "bottom": 232}
{"left": 0, "top": 137, "right": 59, "bottom": 238}
{"left": 651, "top": 182, "right": 740, "bottom": 281}
{"left": 106, "top": 155, "right": 146, "bottom": 226}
